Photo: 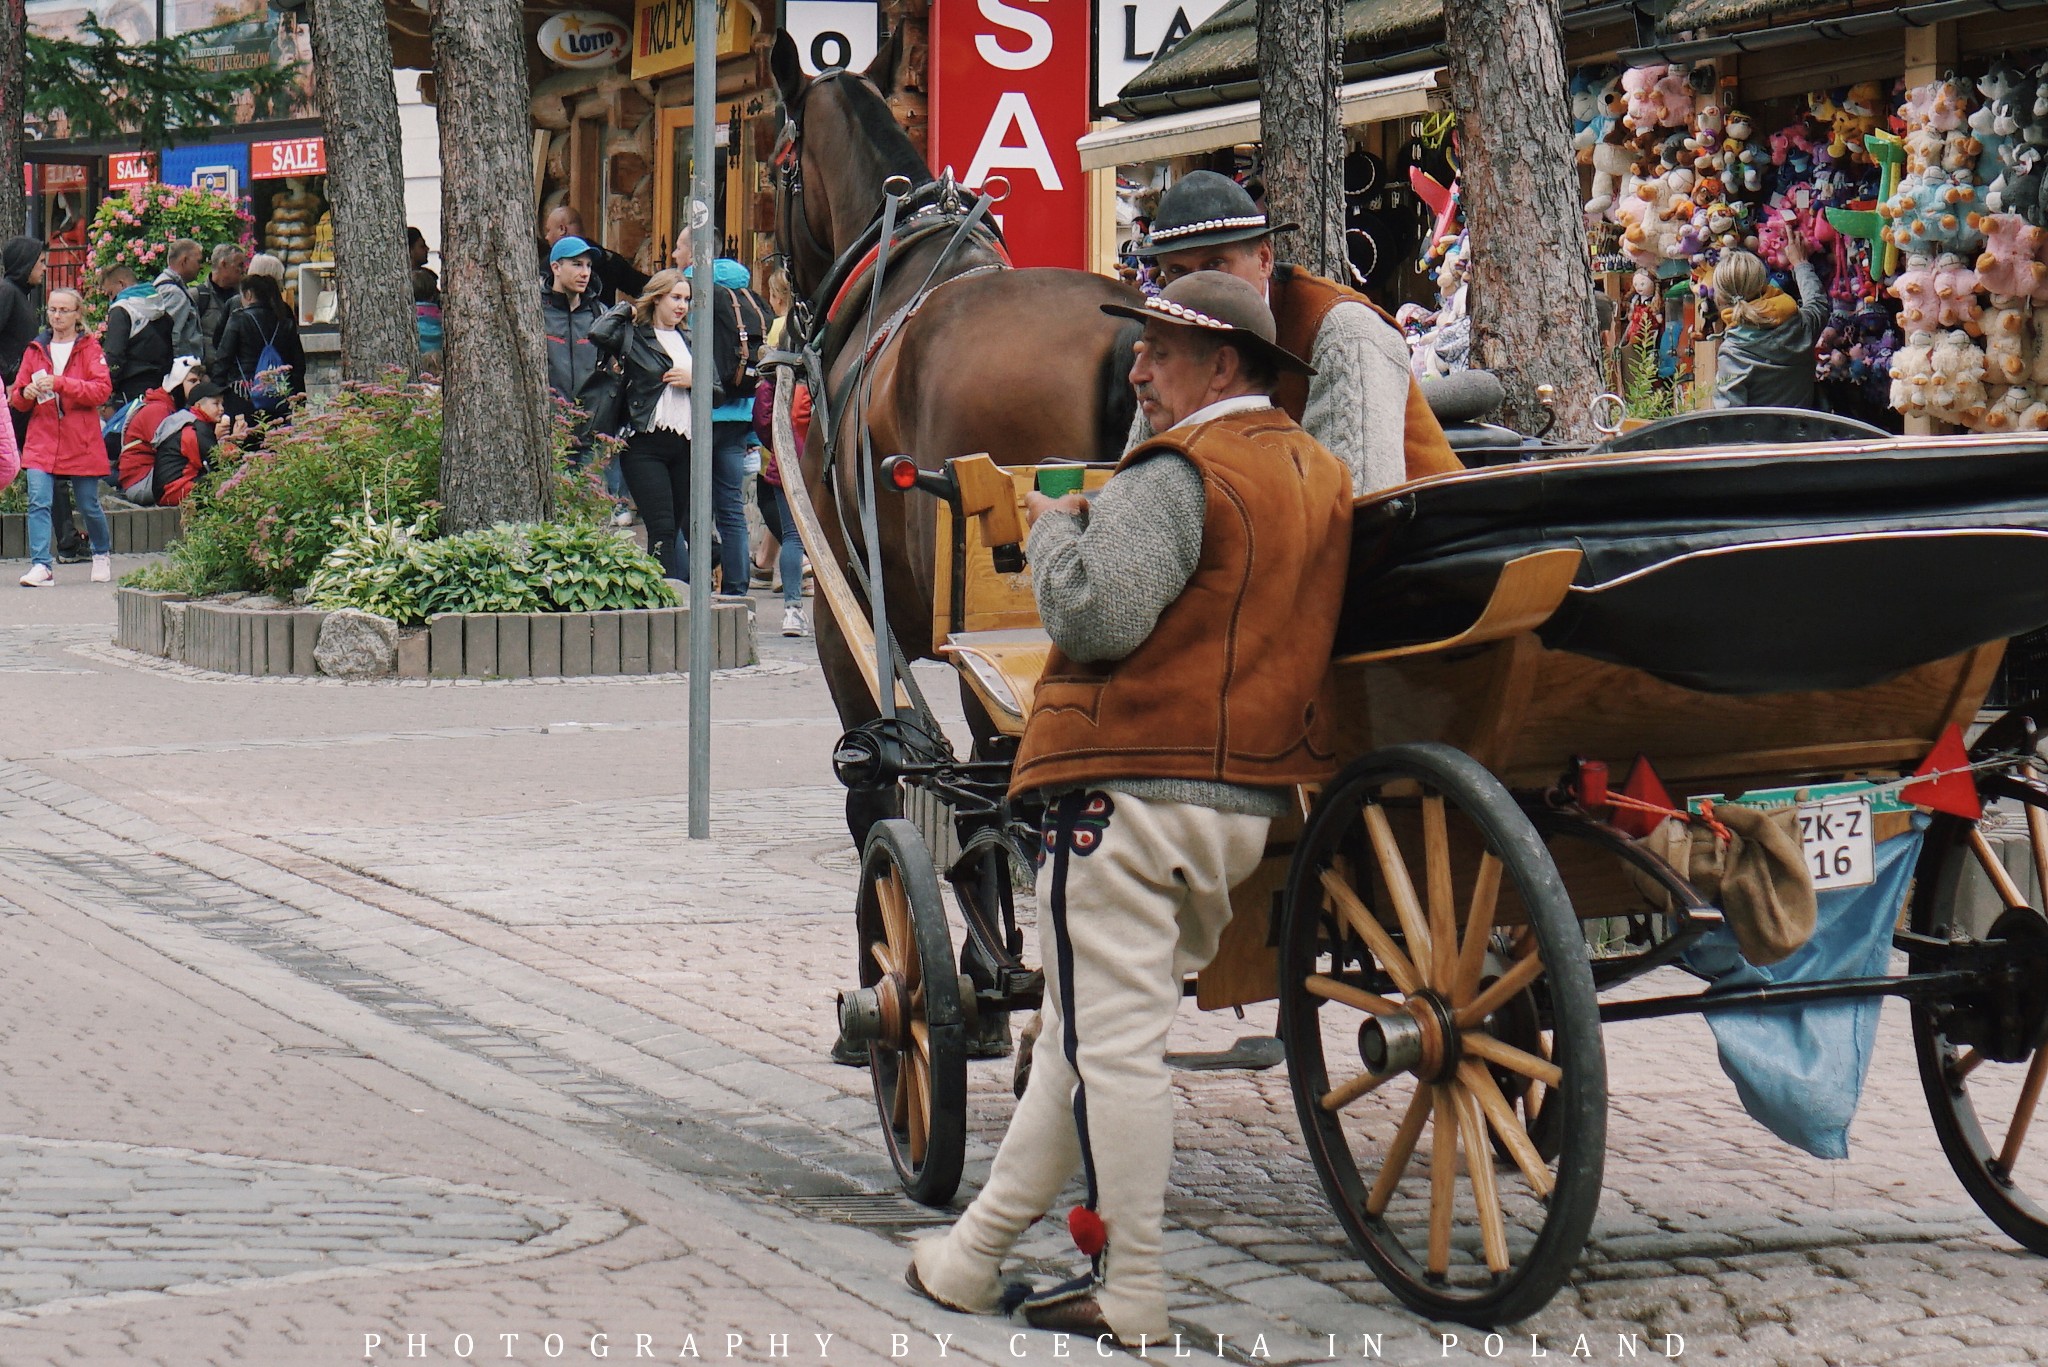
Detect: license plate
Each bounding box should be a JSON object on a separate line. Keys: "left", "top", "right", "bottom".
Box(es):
{"left": 1795, "top": 795, "right": 1874, "bottom": 891}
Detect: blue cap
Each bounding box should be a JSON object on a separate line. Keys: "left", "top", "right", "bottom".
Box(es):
{"left": 549, "top": 235, "right": 595, "bottom": 263}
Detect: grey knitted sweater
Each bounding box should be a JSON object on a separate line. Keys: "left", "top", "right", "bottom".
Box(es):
{"left": 1027, "top": 406, "right": 1291, "bottom": 819}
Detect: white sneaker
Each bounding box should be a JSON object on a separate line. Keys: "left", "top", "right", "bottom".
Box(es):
{"left": 18, "top": 563, "right": 52, "bottom": 588}
{"left": 782, "top": 604, "right": 807, "bottom": 637}
{"left": 91, "top": 555, "right": 112, "bottom": 583}
{"left": 612, "top": 506, "right": 635, "bottom": 528}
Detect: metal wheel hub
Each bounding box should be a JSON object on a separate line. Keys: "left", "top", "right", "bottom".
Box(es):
{"left": 839, "top": 974, "right": 910, "bottom": 1050}
{"left": 1357, "top": 991, "right": 1462, "bottom": 1084}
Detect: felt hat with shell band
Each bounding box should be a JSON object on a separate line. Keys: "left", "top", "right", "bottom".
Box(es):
{"left": 1101, "top": 270, "right": 1317, "bottom": 377}
{"left": 1132, "top": 170, "right": 1297, "bottom": 257}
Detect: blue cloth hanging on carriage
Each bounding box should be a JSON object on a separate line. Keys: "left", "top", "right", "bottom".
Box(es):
{"left": 1679, "top": 816, "right": 1928, "bottom": 1159}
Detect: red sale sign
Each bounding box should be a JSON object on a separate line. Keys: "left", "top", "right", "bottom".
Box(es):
{"left": 110, "top": 153, "right": 155, "bottom": 188}
{"left": 252, "top": 137, "right": 327, "bottom": 180}
{"left": 929, "top": 0, "right": 1089, "bottom": 270}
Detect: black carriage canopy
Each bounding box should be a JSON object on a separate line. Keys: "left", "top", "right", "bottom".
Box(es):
{"left": 1339, "top": 436, "right": 2048, "bottom": 695}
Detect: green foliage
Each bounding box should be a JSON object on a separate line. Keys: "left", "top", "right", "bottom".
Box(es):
{"left": 1620, "top": 334, "right": 1676, "bottom": 422}
{"left": 130, "top": 380, "right": 612, "bottom": 602}
{"left": 89, "top": 185, "right": 254, "bottom": 295}
{"left": 26, "top": 16, "right": 298, "bottom": 153}
{"left": 308, "top": 519, "right": 678, "bottom": 627}
{"left": 0, "top": 479, "right": 24, "bottom": 515}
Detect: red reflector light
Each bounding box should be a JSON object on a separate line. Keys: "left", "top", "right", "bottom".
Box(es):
{"left": 889, "top": 459, "right": 919, "bottom": 490}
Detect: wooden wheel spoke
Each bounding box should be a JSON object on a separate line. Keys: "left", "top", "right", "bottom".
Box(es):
{"left": 878, "top": 870, "right": 920, "bottom": 989}
{"left": 906, "top": 1049, "right": 928, "bottom": 1164}
{"left": 1320, "top": 868, "right": 1422, "bottom": 995}
{"left": 1453, "top": 1082, "right": 1511, "bottom": 1274}
{"left": 870, "top": 940, "right": 900, "bottom": 977}
{"left": 910, "top": 1017, "right": 930, "bottom": 1062}
{"left": 1463, "top": 1030, "right": 1565, "bottom": 1088}
{"left": 1363, "top": 803, "right": 1434, "bottom": 976}
{"left": 1456, "top": 853, "right": 1503, "bottom": 1006}
{"left": 1367, "top": 1085, "right": 1433, "bottom": 1218}
{"left": 1321, "top": 1070, "right": 1394, "bottom": 1112}
{"left": 1954, "top": 1048, "right": 1984, "bottom": 1080}
{"left": 1305, "top": 974, "right": 1402, "bottom": 1017}
{"left": 1455, "top": 951, "right": 1547, "bottom": 1030}
{"left": 1997, "top": 1048, "right": 2048, "bottom": 1175}
{"left": 1427, "top": 1085, "right": 1457, "bottom": 1277}
{"left": 1422, "top": 796, "right": 1459, "bottom": 994}
{"left": 1968, "top": 827, "right": 2030, "bottom": 911}
{"left": 891, "top": 1055, "right": 910, "bottom": 1128}
{"left": 1458, "top": 1060, "right": 1554, "bottom": 1198}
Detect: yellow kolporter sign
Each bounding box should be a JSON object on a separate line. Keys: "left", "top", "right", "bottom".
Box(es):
{"left": 633, "top": 0, "right": 756, "bottom": 79}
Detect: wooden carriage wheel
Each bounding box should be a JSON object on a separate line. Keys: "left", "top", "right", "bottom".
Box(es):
{"left": 1278, "top": 743, "right": 1606, "bottom": 1325}
{"left": 1910, "top": 769, "right": 2048, "bottom": 1256}
{"left": 855, "top": 819, "right": 967, "bottom": 1205}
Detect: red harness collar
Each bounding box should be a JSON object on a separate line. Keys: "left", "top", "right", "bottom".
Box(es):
{"left": 827, "top": 233, "right": 1013, "bottom": 323}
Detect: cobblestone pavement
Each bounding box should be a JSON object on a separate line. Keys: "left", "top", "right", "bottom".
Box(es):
{"left": 0, "top": 587, "right": 2044, "bottom": 1365}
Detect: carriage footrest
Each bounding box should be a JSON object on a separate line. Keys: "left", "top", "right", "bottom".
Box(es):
{"left": 1165, "top": 1035, "right": 1286, "bottom": 1072}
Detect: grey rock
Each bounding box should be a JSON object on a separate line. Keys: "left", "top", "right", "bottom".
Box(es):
{"left": 314, "top": 610, "right": 398, "bottom": 678}
{"left": 161, "top": 601, "right": 187, "bottom": 658}
{"left": 236, "top": 595, "right": 285, "bottom": 611}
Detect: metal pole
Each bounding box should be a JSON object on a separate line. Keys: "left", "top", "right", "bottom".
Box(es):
{"left": 685, "top": 0, "right": 717, "bottom": 839}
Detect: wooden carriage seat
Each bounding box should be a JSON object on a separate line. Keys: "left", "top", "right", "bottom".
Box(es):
{"left": 940, "top": 629, "right": 1051, "bottom": 736}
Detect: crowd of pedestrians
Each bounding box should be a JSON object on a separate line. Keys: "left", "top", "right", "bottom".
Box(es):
{"left": 0, "top": 232, "right": 290, "bottom": 587}
{"left": 541, "top": 209, "right": 808, "bottom": 638}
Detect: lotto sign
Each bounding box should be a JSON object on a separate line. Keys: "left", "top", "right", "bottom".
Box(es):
{"left": 110, "top": 153, "right": 155, "bottom": 188}
{"left": 930, "top": 0, "right": 1090, "bottom": 270}
{"left": 252, "top": 138, "right": 327, "bottom": 180}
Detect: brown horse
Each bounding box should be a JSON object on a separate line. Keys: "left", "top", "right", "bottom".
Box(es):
{"left": 768, "top": 31, "right": 1141, "bottom": 772}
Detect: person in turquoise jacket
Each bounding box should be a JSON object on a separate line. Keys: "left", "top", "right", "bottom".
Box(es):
{"left": 679, "top": 250, "right": 773, "bottom": 597}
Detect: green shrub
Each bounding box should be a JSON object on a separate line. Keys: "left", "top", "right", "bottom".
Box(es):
{"left": 0, "top": 477, "right": 23, "bottom": 515}
{"left": 131, "top": 379, "right": 609, "bottom": 598}
{"left": 307, "top": 517, "right": 676, "bottom": 626}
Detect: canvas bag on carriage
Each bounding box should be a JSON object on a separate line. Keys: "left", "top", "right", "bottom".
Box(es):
{"left": 1626, "top": 804, "right": 1817, "bottom": 965}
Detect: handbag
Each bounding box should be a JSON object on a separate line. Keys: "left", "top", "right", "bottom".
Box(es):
{"left": 575, "top": 358, "right": 628, "bottom": 441}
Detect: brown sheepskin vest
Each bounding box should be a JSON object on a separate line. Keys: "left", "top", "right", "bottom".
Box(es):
{"left": 1269, "top": 264, "right": 1463, "bottom": 481}
{"left": 1011, "top": 406, "right": 1353, "bottom": 797}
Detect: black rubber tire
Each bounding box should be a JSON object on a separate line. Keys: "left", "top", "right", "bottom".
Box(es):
{"left": 1909, "top": 807, "right": 2048, "bottom": 1255}
{"left": 857, "top": 818, "right": 967, "bottom": 1205}
{"left": 1278, "top": 742, "right": 1606, "bottom": 1326}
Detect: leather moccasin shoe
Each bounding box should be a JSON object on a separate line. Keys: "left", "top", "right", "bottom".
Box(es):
{"left": 905, "top": 1260, "right": 1031, "bottom": 1317}
{"left": 1018, "top": 1285, "right": 1138, "bottom": 1348}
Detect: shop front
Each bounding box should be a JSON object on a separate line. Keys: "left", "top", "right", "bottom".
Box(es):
{"left": 1588, "top": 0, "right": 2048, "bottom": 434}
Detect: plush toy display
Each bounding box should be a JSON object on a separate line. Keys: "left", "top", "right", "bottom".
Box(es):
{"left": 1724, "top": 111, "right": 1765, "bottom": 194}
{"left": 1982, "top": 296, "right": 2031, "bottom": 383}
{"left": 1890, "top": 331, "right": 1936, "bottom": 414}
{"left": 1892, "top": 255, "right": 1939, "bottom": 331}
{"left": 1974, "top": 212, "right": 2048, "bottom": 300}
{"left": 1586, "top": 137, "right": 1638, "bottom": 222}
{"left": 1932, "top": 252, "right": 1984, "bottom": 330}
{"left": 1926, "top": 327, "right": 1990, "bottom": 423}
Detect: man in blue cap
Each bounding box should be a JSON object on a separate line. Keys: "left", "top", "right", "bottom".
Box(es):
{"left": 542, "top": 236, "right": 608, "bottom": 451}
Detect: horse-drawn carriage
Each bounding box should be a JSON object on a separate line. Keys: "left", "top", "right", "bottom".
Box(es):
{"left": 762, "top": 32, "right": 2048, "bottom": 1328}
{"left": 774, "top": 369, "right": 2048, "bottom": 1326}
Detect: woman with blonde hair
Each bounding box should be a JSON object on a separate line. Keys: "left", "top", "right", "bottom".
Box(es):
{"left": 1710, "top": 236, "right": 1828, "bottom": 410}
{"left": 590, "top": 269, "right": 695, "bottom": 579}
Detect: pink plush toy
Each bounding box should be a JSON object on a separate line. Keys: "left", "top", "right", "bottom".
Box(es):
{"left": 1622, "top": 65, "right": 1669, "bottom": 133}
{"left": 1655, "top": 67, "right": 1695, "bottom": 129}
{"left": 1932, "top": 253, "right": 1984, "bottom": 331}
{"left": 1891, "top": 256, "right": 1939, "bottom": 331}
{"left": 1975, "top": 213, "right": 2048, "bottom": 301}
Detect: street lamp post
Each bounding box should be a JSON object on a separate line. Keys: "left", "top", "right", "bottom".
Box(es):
{"left": 685, "top": 0, "right": 716, "bottom": 839}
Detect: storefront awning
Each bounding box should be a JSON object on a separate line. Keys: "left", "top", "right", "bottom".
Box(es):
{"left": 1077, "top": 67, "right": 1444, "bottom": 171}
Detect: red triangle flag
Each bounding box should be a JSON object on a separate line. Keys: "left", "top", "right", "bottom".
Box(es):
{"left": 1901, "top": 724, "right": 1982, "bottom": 820}
{"left": 1611, "top": 753, "right": 1674, "bottom": 839}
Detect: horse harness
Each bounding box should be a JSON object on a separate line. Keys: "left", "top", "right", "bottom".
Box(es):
{"left": 770, "top": 80, "right": 1013, "bottom": 728}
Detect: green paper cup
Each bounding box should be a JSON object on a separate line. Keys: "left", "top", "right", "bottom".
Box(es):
{"left": 1036, "top": 466, "right": 1085, "bottom": 497}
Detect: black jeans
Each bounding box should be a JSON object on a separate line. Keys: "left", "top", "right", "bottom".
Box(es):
{"left": 621, "top": 428, "right": 691, "bottom": 579}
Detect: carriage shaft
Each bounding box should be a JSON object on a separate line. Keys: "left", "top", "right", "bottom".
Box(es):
{"left": 1598, "top": 970, "right": 1980, "bottom": 1024}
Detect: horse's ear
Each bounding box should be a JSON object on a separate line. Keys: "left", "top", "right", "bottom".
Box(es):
{"left": 863, "top": 23, "right": 904, "bottom": 95}
{"left": 770, "top": 30, "right": 806, "bottom": 111}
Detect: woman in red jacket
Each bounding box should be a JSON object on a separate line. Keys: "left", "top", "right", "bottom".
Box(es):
{"left": 10, "top": 288, "right": 114, "bottom": 586}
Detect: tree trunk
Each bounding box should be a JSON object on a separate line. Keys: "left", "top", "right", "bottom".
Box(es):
{"left": 429, "top": 0, "right": 552, "bottom": 531}
{"left": 307, "top": 0, "right": 418, "bottom": 383}
{"left": 0, "top": 0, "right": 26, "bottom": 238}
{"left": 1444, "top": 0, "right": 1604, "bottom": 440}
{"left": 1256, "top": 0, "right": 1344, "bottom": 280}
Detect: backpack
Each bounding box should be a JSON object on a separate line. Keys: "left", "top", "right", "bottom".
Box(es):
{"left": 243, "top": 317, "right": 291, "bottom": 413}
{"left": 725, "top": 288, "right": 772, "bottom": 395}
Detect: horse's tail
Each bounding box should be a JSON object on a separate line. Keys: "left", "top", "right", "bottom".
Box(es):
{"left": 1095, "top": 318, "right": 1143, "bottom": 459}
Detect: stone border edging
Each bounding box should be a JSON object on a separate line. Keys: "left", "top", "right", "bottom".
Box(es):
{"left": 2, "top": 507, "right": 183, "bottom": 558}
{"left": 113, "top": 588, "right": 755, "bottom": 680}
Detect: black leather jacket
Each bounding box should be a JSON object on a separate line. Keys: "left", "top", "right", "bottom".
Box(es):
{"left": 588, "top": 302, "right": 707, "bottom": 436}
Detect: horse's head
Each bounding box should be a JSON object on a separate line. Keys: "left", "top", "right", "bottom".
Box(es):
{"left": 770, "top": 27, "right": 932, "bottom": 301}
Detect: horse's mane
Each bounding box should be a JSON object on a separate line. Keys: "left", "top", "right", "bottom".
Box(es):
{"left": 827, "top": 72, "right": 933, "bottom": 189}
